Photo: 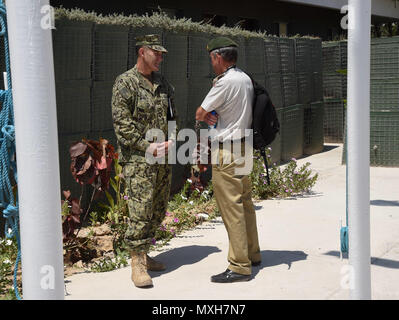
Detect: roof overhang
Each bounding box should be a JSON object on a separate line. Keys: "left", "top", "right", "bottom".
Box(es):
{"left": 278, "top": 0, "right": 399, "bottom": 19}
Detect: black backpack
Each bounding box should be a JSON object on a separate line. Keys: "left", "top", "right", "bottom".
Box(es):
{"left": 245, "top": 72, "right": 280, "bottom": 184}
{"left": 245, "top": 73, "right": 280, "bottom": 149}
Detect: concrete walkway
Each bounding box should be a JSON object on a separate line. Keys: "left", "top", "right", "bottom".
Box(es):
{"left": 64, "top": 143, "right": 399, "bottom": 300}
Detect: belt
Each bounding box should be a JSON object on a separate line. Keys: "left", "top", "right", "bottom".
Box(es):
{"left": 131, "top": 149, "right": 146, "bottom": 157}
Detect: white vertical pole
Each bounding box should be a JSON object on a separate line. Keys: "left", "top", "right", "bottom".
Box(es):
{"left": 6, "top": 0, "right": 64, "bottom": 299}
{"left": 347, "top": 0, "right": 371, "bottom": 300}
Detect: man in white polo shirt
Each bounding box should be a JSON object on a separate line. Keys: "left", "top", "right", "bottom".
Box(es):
{"left": 195, "top": 37, "right": 261, "bottom": 283}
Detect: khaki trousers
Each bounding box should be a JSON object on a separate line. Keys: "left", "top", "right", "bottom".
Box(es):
{"left": 212, "top": 141, "right": 261, "bottom": 275}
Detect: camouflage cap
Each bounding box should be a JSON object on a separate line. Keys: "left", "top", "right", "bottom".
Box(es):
{"left": 135, "top": 34, "right": 168, "bottom": 53}
{"left": 206, "top": 37, "right": 238, "bottom": 52}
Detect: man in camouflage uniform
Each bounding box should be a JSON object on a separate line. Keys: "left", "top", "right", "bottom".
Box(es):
{"left": 111, "top": 34, "right": 178, "bottom": 288}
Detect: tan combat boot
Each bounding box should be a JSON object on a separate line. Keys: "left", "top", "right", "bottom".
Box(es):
{"left": 146, "top": 254, "right": 166, "bottom": 271}
{"left": 130, "top": 251, "right": 153, "bottom": 288}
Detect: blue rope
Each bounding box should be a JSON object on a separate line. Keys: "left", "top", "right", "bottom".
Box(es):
{"left": 0, "top": 0, "right": 21, "bottom": 300}
{"left": 340, "top": 107, "right": 349, "bottom": 254}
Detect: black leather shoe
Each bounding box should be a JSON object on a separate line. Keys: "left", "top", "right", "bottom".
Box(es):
{"left": 252, "top": 261, "right": 262, "bottom": 266}
{"left": 211, "top": 269, "right": 251, "bottom": 283}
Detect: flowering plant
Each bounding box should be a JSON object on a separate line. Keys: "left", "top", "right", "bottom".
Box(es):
{"left": 250, "top": 148, "right": 318, "bottom": 199}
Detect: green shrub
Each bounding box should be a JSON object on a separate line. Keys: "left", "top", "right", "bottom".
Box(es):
{"left": 0, "top": 236, "right": 20, "bottom": 300}
{"left": 251, "top": 148, "right": 318, "bottom": 199}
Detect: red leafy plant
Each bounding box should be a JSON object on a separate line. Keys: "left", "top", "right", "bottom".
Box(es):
{"left": 61, "top": 190, "right": 82, "bottom": 242}
{"left": 70, "top": 138, "right": 118, "bottom": 192}
{"left": 62, "top": 138, "right": 118, "bottom": 241}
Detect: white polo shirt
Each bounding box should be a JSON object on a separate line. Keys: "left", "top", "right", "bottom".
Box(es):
{"left": 201, "top": 66, "right": 254, "bottom": 142}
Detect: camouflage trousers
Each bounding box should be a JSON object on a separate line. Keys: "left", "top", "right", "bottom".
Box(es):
{"left": 122, "top": 160, "right": 172, "bottom": 252}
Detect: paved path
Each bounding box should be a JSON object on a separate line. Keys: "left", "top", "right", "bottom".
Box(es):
{"left": 64, "top": 144, "right": 399, "bottom": 300}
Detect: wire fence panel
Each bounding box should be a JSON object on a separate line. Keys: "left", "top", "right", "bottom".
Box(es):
{"left": 323, "top": 98, "right": 344, "bottom": 143}
{"left": 162, "top": 32, "right": 189, "bottom": 79}
{"left": 281, "top": 104, "right": 304, "bottom": 162}
{"left": 310, "top": 38, "right": 322, "bottom": 73}
{"left": 265, "top": 73, "right": 283, "bottom": 109}
{"left": 371, "top": 37, "right": 399, "bottom": 79}
{"left": 303, "top": 102, "right": 324, "bottom": 155}
{"left": 232, "top": 36, "right": 247, "bottom": 71}
{"left": 294, "top": 38, "right": 312, "bottom": 74}
{"left": 279, "top": 37, "right": 296, "bottom": 74}
{"left": 371, "top": 78, "right": 399, "bottom": 111}
{"left": 187, "top": 77, "right": 212, "bottom": 130}
{"left": 370, "top": 111, "right": 399, "bottom": 167}
{"left": 56, "top": 80, "right": 92, "bottom": 134}
{"left": 269, "top": 107, "right": 283, "bottom": 165}
{"left": 93, "top": 24, "right": 129, "bottom": 81}
{"left": 311, "top": 72, "right": 323, "bottom": 102}
{"left": 188, "top": 32, "right": 212, "bottom": 78}
{"left": 264, "top": 37, "right": 281, "bottom": 74}
{"left": 91, "top": 81, "right": 114, "bottom": 131}
{"left": 246, "top": 37, "right": 265, "bottom": 75}
{"left": 297, "top": 72, "right": 312, "bottom": 104}
{"left": 52, "top": 19, "right": 93, "bottom": 81}
{"left": 281, "top": 73, "right": 299, "bottom": 107}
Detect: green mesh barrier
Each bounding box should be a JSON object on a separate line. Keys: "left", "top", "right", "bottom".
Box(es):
{"left": 52, "top": 19, "right": 93, "bottom": 81}
{"left": 264, "top": 37, "right": 281, "bottom": 74}
{"left": 323, "top": 98, "right": 344, "bottom": 143}
{"left": 246, "top": 37, "right": 266, "bottom": 75}
{"left": 370, "top": 110, "right": 399, "bottom": 166}
{"left": 342, "top": 110, "right": 399, "bottom": 167}
{"left": 297, "top": 72, "right": 312, "bottom": 104}
{"left": 281, "top": 104, "right": 304, "bottom": 162}
{"left": 56, "top": 80, "right": 92, "bottom": 134}
{"left": 281, "top": 73, "right": 299, "bottom": 107}
{"left": 91, "top": 81, "right": 114, "bottom": 131}
{"left": 268, "top": 107, "right": 283, "bottom": 165}
{"left": 371, "top": 37, "right": 399, "bottom": 79}
{"left": 265, "top": 73, "right": 283, "bottom": 109}
{"left": 310, "top": 38, "right": 322, "bottom": 73}
{"left": 162, "top": 32, "right": 189, "bottom": 79}
{"left": 323, "top": 72, "right": 346, "bottom": 99}
{"left": 303, "top": 102, "right": 324, "bottom": 155}
{"left": 294, "top": 38, "right": 312, "bottom": 74}
{"left": 311, "top": 72, "right": 323, "bottom": 102}
{"left": 188, "top": 32, "right": 212, "bottom": 78}
{"left": 278, "top": 37, "right": 295, "bottom": 74}
{"left": 187, "top": 77, "right": 212, "bottom": 130}
{"left": 232, "top": 36, "right": 247, "bottom": 71}
{"left": 370, "top": 78, "right": 399, "bottom": 112}
{"left": 93, "top": 24, "right": 129, "bottom": 81}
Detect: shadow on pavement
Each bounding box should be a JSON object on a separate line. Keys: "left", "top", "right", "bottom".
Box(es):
{"left": 370, "top": 200, "right": 399, "bottom": 207}
{"left": 280, "top": 144, "right": 340, "bottom": 164}
{"left": 149, "top": 245, "right": 221, "bottom": 278}
{"left": 324, "top": 251, "right": 399, "bottom": 269}
{"left": 252, "top": 250, "right": 308, "bottom": 278}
